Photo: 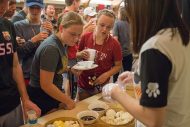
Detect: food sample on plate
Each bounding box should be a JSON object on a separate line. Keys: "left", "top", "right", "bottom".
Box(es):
{"left": 101, "top": 109, "right": 133, "bottom": 125}
{"left": 47, "top": 120, "right": 80, "bottom": 127}
{"left": 77, "top": 61, "right": 94, "bottom": 68}
{"left": 72, "top": 61, "right": 98, "bottom": 71}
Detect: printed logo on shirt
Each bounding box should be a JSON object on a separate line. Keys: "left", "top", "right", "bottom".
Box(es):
{"left": 58, "top": 55, "right": 68, "bottom": 74}
{"left": 97, "top": 51, "right": 107, "bottom": 61}
{"left": 0, "top": 42, "right": 14, "bottom": 56}
{"left": 2, "top": 31, "right": 11, "bottom": 41}
{"left": 145, "top": 82, "right": 160, "bottom": 98}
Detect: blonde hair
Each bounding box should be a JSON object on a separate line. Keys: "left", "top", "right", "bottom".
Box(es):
{"left": 97, "top": 9, "right": 116, "bottom": 20}
{"left": 59, "top": 11, "right": 84, "bottom": 29}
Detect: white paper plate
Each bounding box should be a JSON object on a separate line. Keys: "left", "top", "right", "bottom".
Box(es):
{"left": 100, "top": 108, "right": 134, "bottom": 126}
{"left": 72, "top": 64, "right": 98, "bottom": 70}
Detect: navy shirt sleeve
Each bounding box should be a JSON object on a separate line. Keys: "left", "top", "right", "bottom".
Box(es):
{"left": 10, "top": 22, "right": 18, "bottom": 52}
{"left": 139, "top": 49, "right": 172, "bottom": 107}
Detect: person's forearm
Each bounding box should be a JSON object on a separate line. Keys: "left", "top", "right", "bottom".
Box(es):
{"left": 106, "top": 64, "right": 122, "bottom": 78}
{"left": 41, "top": 83, "right": 72, "bottom": 104}
{"left": 76, "top": 51, "right": 82, "bottom": 59}
{"left": 13, "top": 53, "right": 29, "bottom": 101}
{"left": 112, "top": 88, "right": 165, "bottom": 127}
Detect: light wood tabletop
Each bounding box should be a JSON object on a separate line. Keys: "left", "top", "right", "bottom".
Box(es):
{"left": 21, "top": 85, "right": 136, "bottom": 127}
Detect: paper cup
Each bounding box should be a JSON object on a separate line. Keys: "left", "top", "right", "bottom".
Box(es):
{"left": 27, "top": 110, "right": 38, "bottom": 124}
{"left": 86, "top": 49, "right": 96, "bottom": 61}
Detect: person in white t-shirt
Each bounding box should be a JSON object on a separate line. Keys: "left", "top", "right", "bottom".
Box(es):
{"left": 102, "top": 0, "right": 190, "bottom": 127}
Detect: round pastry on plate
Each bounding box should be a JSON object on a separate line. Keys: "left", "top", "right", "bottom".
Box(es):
{"left": 100, "top": 108, "right": 133, "bottom": 126}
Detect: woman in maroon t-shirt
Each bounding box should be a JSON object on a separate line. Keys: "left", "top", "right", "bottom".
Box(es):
{"left": 76, "top": 9, "right": 122, "bottom": 100}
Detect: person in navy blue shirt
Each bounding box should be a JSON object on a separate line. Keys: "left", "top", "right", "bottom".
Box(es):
{"left": 0, "top": 1, "right": 41, "bottom": 127}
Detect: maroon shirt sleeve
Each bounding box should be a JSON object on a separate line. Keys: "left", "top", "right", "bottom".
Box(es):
{"left": 112, "top": 37, "right": 123, "bottom": 62}
{"left": 78, "top": 34, "right": 86, "bottom": 51}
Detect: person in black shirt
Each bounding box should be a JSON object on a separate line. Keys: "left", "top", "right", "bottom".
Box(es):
{"left": 0, "top": 0, "right": 41, "bottom": 127}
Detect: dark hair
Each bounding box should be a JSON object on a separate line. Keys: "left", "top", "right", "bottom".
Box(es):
{"left": 125, "top": 0, "right": 189, "bottom": 53}
{"left": 9, "top": 0, "right": 16, "bottom": 5}
{"left": 0, "top": 0, "right": 15, "bottom": 4}
{"left": 119, "top": 6, "right": 129, "bottom": 22}
{"left": 0, "top": 0, "right": 5, "bottom": 3}
{"left": 65, "top": 0, "right": 80, "bottom": 6}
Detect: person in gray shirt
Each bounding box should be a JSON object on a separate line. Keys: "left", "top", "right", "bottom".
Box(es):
{"left": 113, "top": 7, "right": 133, "bottom": 82}
{"left": 27, "top": 11, "right": 84, "bottom": 115}
{"left": 14, "top": 0, "right": 52, "bottom": 85}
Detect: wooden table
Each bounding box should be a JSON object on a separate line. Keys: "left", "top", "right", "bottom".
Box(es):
{"left": 21, "top": 85, "right": 136, "bottom": 127}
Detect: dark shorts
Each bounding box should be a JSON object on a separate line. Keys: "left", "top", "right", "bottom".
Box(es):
{"left": 27, "top": 86, "right": 60, "bottom": 115}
